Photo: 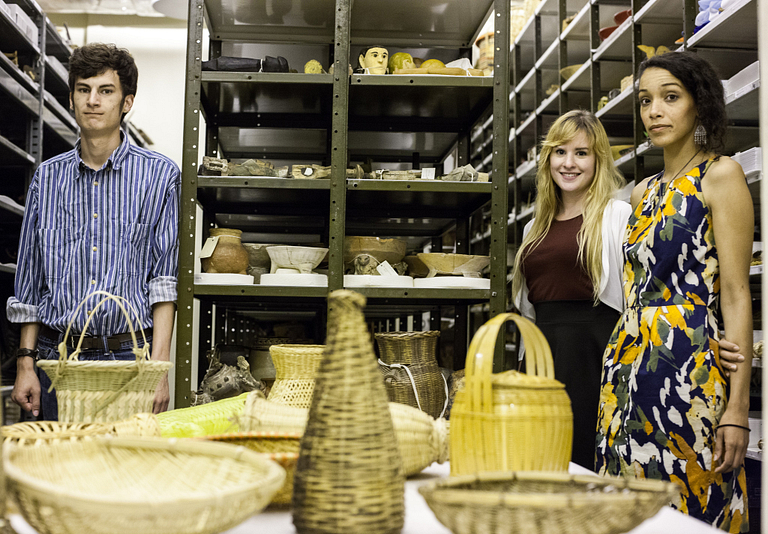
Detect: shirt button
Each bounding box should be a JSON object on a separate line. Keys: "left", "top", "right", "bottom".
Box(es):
{"left": 91, "top": 280, "right": 96, "bottom": 285}
{"left": 87, "top": 310, "right": 92, "bottom": 315}
{"left": 92, "top": 246, "right": 97, "bottom": 252}
{"left": 93, "top": 213, "right": 98, "bottom": 219}
{"left": 93, "top": 181, "right": 99, "bottom": 186}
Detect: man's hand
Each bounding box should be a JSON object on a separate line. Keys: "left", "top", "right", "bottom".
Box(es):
{"left": 12, "top": 365, "right": 41, "bottom": 417}
{"left": 719, "top": 338, "right": 745, "bottom": 378}
{"left": 152, "top": 373, "right": 170, "bottom": 414}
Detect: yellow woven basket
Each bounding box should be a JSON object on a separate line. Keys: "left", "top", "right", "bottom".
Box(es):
{"left": 156, "top": 392, "right": 249, "bottom": 438}
{"left": 240, "top": 392, "right": 449, "bottom": 477}
{"left": 267, "top": 344, "right": 324, "bottom": 408}
{"left": 204, "top": 431, "right": 301, "bottom": 506}
{"left": 36, "top": 292, "right": 172, "bottom": 423}
{"left": 419, "top": 471, "right": 678, "bottom": 534}
{"left": 2, "top": 415, "right": 161, "bottom": 446}
{"left": 450, "top": 313, "right": 573, "bottom": 475}
{"left": 4, "top": 436, "right": 286, "bottom": 534}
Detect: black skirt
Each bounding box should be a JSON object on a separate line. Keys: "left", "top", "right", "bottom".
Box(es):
{"left": 533, "top": 300, "right": 621, "bottom": 470}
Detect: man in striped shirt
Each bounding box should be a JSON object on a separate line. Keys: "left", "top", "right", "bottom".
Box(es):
{"left": 7, "top": 43, "right": 180, "bottom": 419}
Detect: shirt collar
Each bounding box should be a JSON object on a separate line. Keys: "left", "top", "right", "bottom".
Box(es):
{"left": 75, "top": 129, "right": 131, "bottom": 175}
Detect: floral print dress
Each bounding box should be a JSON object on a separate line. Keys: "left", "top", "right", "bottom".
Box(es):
{"left": 595, "top": 159, "right": 748, "bottom": 532}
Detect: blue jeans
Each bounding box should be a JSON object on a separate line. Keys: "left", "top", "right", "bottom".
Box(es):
{"left": 37, "top": 332, "right": 152, "bottom": 421}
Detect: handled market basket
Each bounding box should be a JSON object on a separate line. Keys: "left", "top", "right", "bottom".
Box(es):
{"left": 450, "top": 313, "right": 572, "bottom": 475}
{"left": 4, "top": 436, "right": 285, "bottom": 534}
{"left": 375, "top": 331, "right": 448, "bottom": 419}
{"left": 36, "top": 291, "right": 172, "bottom": 423}
{"left": 267, "top": 344, "right": 325, "bottom": 408}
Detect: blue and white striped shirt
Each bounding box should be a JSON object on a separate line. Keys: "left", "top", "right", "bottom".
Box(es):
{"left": 7, "top": 132, "right": 181, "bottom": 335}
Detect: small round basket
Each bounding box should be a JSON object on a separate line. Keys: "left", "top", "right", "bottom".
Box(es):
{"left": 204, "top": 431, "right": 301, "bottom": 506}
{"left": 4, "top": 436, "right": 286, "bottom": 534}
{"left": 267, "top": 344, "right": 325, "bottom": 409}
{"left": 419, "top": 471, "right": 678, "bottom": 534}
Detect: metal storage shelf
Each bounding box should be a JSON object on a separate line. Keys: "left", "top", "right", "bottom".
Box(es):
{"left": 0, "top": 134, "right": 35, "bottom": 166}
{"left": 686, "top": 0, "right": 756, "bottom": 49}
{"left": 0, "top": 8, "right": 39, "bottom": 55}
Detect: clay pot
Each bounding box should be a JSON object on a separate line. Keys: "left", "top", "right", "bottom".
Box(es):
{"left": 201, "top": 228, "right": 249, "bottom": 274}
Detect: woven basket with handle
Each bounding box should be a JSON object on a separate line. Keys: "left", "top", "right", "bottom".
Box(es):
{"left": 450, "top": 313, "right": 572, "bottom": 475}
{"left": 375, "top": 331, "right": 448, "bottom": 419}
{"left": 267, "top": 344, "right": 324, "bottom": 408}
{"left": 36, "top": 291, "right": 172, "bottom": 423}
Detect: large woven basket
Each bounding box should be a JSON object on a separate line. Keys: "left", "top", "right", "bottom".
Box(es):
{"left": 241, "top": 391, "right": 448, "bottom": 477}
{"left": 450, "top": 313, "right": 572, "bottom": 475}
{"left": 4, "top": 436, "right": 286, "bottom": 534}
{"left": 375, "top": 331, "right": 448, "bottom": 419}
{"left": 204, "top": 431, "right": 301, "bottom": 506}
{"left": 156, "top": 392, "right": 248, "bottom": 438}
{"left": 36, "top": 292, "right": 172, "bottom": 423}
{"left": 267, "top": 344, "right": 324, "bottom": 408}
{"left": 419, "top": 471, "right": 678, "bottom": 534}
{"left": 2, "top": 415, "right": 161, "bottom": 446}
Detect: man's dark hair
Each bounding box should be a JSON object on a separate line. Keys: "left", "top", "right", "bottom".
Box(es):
{"left": 637, "top": 51, "right": 727, "bottom": 154}
{"left": 69, "top": 43, "right": 138, "bottom": 120}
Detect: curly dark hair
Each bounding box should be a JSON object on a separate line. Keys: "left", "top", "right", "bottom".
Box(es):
{"left": 637, "top": 51, "right": 727, "bottom": 154}
{"left": 68, "top": 43, "right": 138, "bottom": 107}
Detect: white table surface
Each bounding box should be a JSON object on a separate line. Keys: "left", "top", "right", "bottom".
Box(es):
{"left": 9, "top": 462, "right": 721, "bottom": 534}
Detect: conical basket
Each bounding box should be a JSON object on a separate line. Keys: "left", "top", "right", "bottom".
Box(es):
{"left": 267, "top": 344, "right": 325, "bottom": 408}
{"left": 450, "top": 313, "right": 573, "bottom": 475}
{"left": 36, "top": 291, "right": 172, "bottom": 423}
{"left": 292, "top": 290, "right": 404, "bottom": 534}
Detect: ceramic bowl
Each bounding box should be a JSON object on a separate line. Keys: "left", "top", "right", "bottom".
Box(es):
{"left": 598, "top": 25, "right": 618, "bottom": 41}
{"left": 559, "top": 64, "right": 582, "bottom": 81}
{"left": 343, "top": 236, "right": 407, "bottom": 266}
{"left": 613, "top": 8, "right": 631, "bottom": 25}
{"left": 403, "top": 255, "right": 430, "bottom": 278}
{"left": 416, "top": 253, "right": 490, "bottom": 278}
{"left": 266, "top": 246, "right": 328, "bottom": 274}
{"left": 243, "top": 243, "right": 272, "bottom": 270}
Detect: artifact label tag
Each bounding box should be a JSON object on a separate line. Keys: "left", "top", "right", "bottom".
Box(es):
{"left": 422, "top": 168, "right": 436, "bottom": 180}
{"left": 200, "top": 236, "right": 219, "bottom": 259}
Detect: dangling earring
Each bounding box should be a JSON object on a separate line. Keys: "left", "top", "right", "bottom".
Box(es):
{"left": 694, "top": 124, "right": 707, "bottom": 146}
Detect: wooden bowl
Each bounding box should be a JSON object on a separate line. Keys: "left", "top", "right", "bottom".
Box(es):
{"left": 343, "top": 236, "right": 407, "bottom": 266}
{"left": 416, "top": 253, "right": 490, "bottom": 278}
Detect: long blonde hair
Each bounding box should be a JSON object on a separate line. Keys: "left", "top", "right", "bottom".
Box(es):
{"left": 511, "top": 110, "right": 625, "bottom": 304}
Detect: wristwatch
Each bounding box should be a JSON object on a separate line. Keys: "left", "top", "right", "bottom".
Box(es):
{"left": 15, "top": 348, "right": 39, "bottom": 361}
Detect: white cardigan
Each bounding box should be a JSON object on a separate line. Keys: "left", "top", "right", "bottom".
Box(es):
{"left": 515, "top": 198, "right": 633, "bottom": 320}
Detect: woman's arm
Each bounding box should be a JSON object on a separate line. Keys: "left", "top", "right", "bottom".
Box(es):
{"left": 703, "top": 156, "right": 754, "bottom": 473}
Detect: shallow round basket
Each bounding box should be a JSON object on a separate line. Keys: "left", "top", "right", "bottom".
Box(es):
{"left": 203, "top": 432, "right": 301, "bottom": 506}
{"left": 2, "top": 421, "right": 113, "bottom": 446}
{"left": 4, "top": 436, "right": 286, "bottom": 534}
{"left": 419, "top": 471, "right": 677, "bottom": 534}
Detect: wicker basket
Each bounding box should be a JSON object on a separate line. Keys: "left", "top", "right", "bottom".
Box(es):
{"left": 267, "top": 344, "right": 324, "bottom": 408}
{"left": 292, "top": 290, "right": 404, "bottom": 534}
{"left": 156, "top": 392, "right": 249, "bottom": 438}
{"left": 241, "top": 391, "right": 448, "bottom": 477}
{"left": 4, "top": 436, "right": 286, "bottom": 534}
{"left": 375, "top": 331, "right": 448, "bottom": 419}
{"left": 419, "top": 471, "right": 678, "bottom": 534}
{"left": 36, "top": 292, "right": 172, "bottom": 423}
{"left": 204, "top": 432, "right": 301, "bottom": 506}
{"left": 450, "top": 313, "right": 572, "bottom": 475}
{"left": 2, "top": 415, "right": 161, "bottom": 446}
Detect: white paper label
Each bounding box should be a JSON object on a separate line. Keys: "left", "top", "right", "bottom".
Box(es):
{"left": 421, "top": 168, "right": 436, "bottom": 180}
{"left": 199, "top": 236, "right": 219, "bottom": 259}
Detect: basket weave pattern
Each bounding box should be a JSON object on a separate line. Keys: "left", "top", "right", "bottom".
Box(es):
{"left": 241, "top": 392, "right": 448, "bottom": 477}
{"left": 450, "top": 313, "right": 572, "bottom": 475}
{"left": 292, "top": 290, "right": 404, "bottom": 534}
{"left": 5, "top": 437, "right": 285, "bottom": 534}
{"left": 35, "top": 292, "right": 172, "bottom": 423}
{"left": 267, "top": 344, "right": 325, "bottom": 408}
{"left": 156, "top": 392, "right": 249, "bottom": 438}
{"left": 419, "top": 471, "right": 677, "bottom": 534}
{"left": 375, "top": 331, "right": 447, "bottom": 419}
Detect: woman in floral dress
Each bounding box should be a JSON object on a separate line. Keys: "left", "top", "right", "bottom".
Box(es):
{"left": 595, "top": 51, "right": 753, "bottom": 532}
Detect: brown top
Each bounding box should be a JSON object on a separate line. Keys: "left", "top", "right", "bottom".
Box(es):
{"left": 522, "top": 215, "right": 594, "bottom": 303}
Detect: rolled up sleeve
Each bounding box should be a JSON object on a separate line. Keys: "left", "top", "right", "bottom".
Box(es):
{"left": 7, "top": 170, "right": 42, "bottom": 323}
{"left": 148, "top": 165, "right": 180, "bottom": 307}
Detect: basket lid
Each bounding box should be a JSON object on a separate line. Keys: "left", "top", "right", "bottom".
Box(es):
{"left": 490, "top": 369, "right": 565, "bottom": 390}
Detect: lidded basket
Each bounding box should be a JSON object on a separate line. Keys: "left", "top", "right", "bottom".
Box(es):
{"left": 375, "top": 331, "right": 447, "bottom": 419}
{"left": 267, "top": 344, "right": 325, "bottom": 409}
{"left": 450, "top": 313, "right": 572, "bottom": 475}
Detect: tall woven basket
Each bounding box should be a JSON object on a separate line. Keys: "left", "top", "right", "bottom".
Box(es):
{"left": 267, "top": 344, "right": 325, "bottom": 408}
{"left": 375, "top": 331, "right": 448, "bottom": 419}
{"left": 292, "top": 290, "right": 404, "bottom": 534}
{"left": 450, "top": 313, "right": 572, "bottom": 475}
{"left": 36, "top": 291, "right": 172, "bottom": 423}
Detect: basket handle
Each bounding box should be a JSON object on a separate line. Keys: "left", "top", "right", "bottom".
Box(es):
{"left": 464, "top": 313, "right": 554, "bottom": 415}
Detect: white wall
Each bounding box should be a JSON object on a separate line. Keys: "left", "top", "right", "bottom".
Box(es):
{"left": 50, "top": 15, "right": 188, "bottom": 166}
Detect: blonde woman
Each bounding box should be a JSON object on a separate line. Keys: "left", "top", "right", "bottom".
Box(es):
{"left": 511, "top": 110, "right": 631, "bottom": 468}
